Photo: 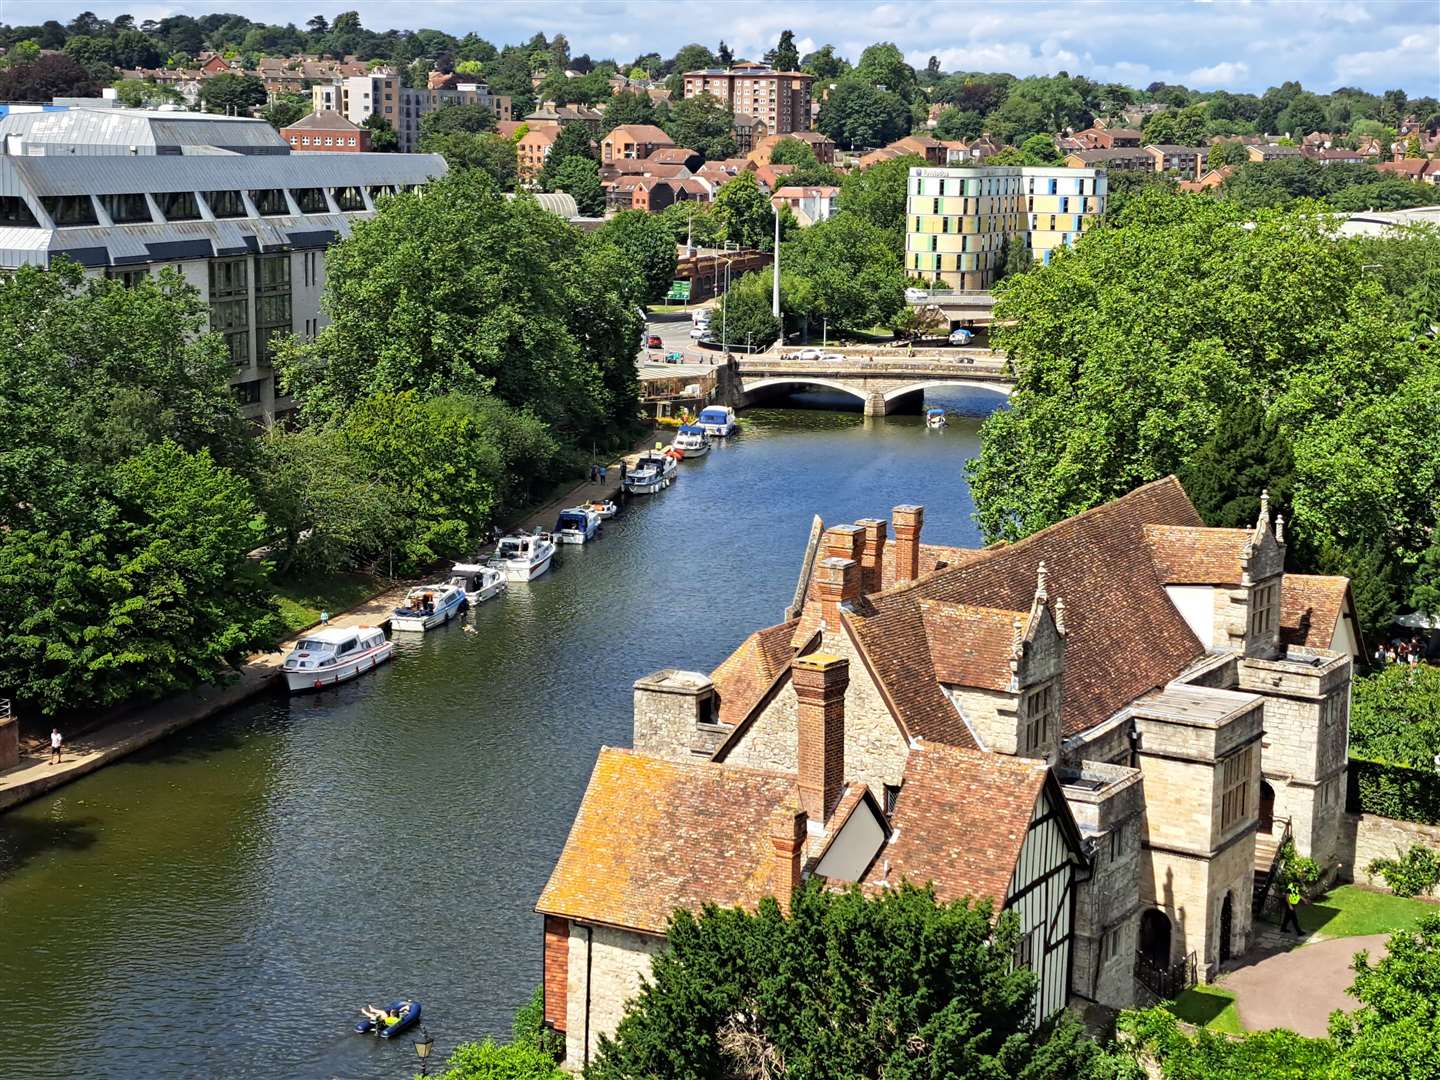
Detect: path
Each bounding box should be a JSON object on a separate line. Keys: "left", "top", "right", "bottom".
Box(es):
{"left": 1218, "top": 932, "right": 1387, "bottom": 1036}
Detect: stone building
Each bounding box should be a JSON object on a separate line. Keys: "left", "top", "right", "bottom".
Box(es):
{"left": 536, "top": 477, "right": 1361, "bottom": 1064}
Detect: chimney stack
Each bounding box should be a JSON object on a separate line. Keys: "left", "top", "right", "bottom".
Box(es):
{"left": 856, "top": 518, "right": 887, "bottom": 594}
{"left": 822, "top": 523, "right": 865, "bottom": 565}
{"left": 768, "top": 805, "right": 807, "bottom": 914}
{"left": 815, "top": 557, "right": 859, "bottom": 630}
{"left": 892, "top": 504, "right": 924, "bottom": 583}
{"left": 792, "top": 652, "right": 849, "bottom": 825}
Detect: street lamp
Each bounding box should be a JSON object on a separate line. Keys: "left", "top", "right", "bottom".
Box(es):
{"left": 413, "top": 1028, "right": 436, "bottom": 1077}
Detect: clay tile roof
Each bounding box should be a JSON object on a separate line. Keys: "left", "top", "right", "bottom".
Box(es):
{"left": 862, "top": 742, "right": 1049, "bottom": 907}
{"left": 1141, "top": 524, "right": 1250, "bottom": 585}
{"left": 648, "top": 147, "right": 698, "bottom": 164}
{"left": 536, "top": 748, "right": 798, "bottom": 933}
{"left": 286, "top": 110, "right": 360, "bottom": 132}
{"left": 607, "top": 124, "right": 674, "bottom": 144}
{"left": 1280, "top": 574, "right": 1348, "bottom": 650}
{"left": 711, "top": 619, "right": 801, "bottom": 726}
{"left": 894, "top": 477, "right": 1207, "bottom": 736}
{"left": 918, "top": 599, "right": 1027, "bottom": 692}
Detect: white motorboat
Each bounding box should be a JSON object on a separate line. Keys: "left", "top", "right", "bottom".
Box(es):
{"left": 449, "top": 562, "right": 507, "bottom": 604}
{"left": 390, "top": 582, "right": 467, "bottom": 632}
{"left": 624, "top": 450, "right": 678, "bottom": 494}
{"left": 696, "top": 405, "right": 736, "bottom": 437}
{"left": 926, "top": 407, "right": 948, "bottom": 429}
{"left": 587, "top": 500, "right": 618, "bottom": 519}
{"left": 282, "top": 625, "right": 394, "bottom": 692}
{"left": 671, "top": 424, "right": 712, "bottom": 458}
{"left": 554, "top": 506, "right": 601, "bottom": 544}
{"left": 490, "top": 531, "right": 556, "bottom": 581}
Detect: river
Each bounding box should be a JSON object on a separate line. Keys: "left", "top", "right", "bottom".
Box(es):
{"left": 0, "top": 390, "right": 1004, "bottom": 1080}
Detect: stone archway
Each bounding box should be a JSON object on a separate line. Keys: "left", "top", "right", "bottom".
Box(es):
{"left": 1220, "top": 892, "right": 1234, "bottom": 964}
{"left": 1139, "top": 907, "right": 1172, "bottom": 969}
{"left": 1259, "top": 780, "right": 1275, "bottom": 834}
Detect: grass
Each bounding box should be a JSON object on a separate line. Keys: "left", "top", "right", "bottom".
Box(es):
{"left": 1167, "top": 985, "right": 1244, "bottom": 1035}
{"left": 269, "top": 568, "right": 388, "bottom": 637}
{"left": 1289, "top": 883, "right": 1438, "bottom": 939}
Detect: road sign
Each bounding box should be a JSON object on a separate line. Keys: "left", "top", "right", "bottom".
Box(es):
{"left": 666, "top": 281, "right": 691, "bottom": 302}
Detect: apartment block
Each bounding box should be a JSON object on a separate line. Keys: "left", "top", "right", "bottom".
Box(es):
{"left": 682, "top": 62, "right": 814, "bottom": 135}
{"left": 905, "top": 165, "right": 1107, "bottom": 290}
{"left": 312, "top": 75, "right": 512, "bottom": 153}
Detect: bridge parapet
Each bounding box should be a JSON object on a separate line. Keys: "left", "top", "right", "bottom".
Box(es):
{"left": 729, "top": 352, "right": 1015, "bottom": 417}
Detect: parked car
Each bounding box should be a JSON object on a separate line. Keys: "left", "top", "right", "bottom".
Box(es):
{"left": 795, "top": 347, "right": 822, "bottom": 361}
{"left": 904, "top": 287, "right": 929, "bottom": 303}
{"left": 646, "top": 334, "right": 663, "bottom": 348}
{"left": 818, "top": 352, "right": 845, "bottom": 362}
{"left": 949, "top": 328, "right": 975, "bottom": 346}
{"left": 689, "top": 326, "right": 706, "bottom": 339}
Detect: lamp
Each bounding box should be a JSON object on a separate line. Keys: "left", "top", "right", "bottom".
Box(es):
{"left": 413, "top": 1028, "right": 436, "bottom": 1077}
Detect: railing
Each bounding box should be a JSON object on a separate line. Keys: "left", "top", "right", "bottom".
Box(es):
{"left": 1134, "top": 949, "right": 1197, "bottom": 1001}
{"left": 1252, "top": 815, "right": 1293, "bottom": 916}
{"left": 0, "top": 699, "right": 9, "bottom": 721}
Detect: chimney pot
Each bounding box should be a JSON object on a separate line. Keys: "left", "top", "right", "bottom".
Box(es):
{"left": 892, "top": 504, "right": 924, "bottom": 583}
{"left": 815, "top": 557, "right": 859, "bottom": 629}
{"left": 792, "top": 652, "right": 849, "bottom": 826}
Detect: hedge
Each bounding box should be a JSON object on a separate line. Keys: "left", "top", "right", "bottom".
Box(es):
{"left": 1348, "top": 755, "right": 1440, "bottom": 826}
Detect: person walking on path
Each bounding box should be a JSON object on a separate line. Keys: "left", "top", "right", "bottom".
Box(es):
{"left": 50, "top": 727, "right": 62, "bottom": 764}
{"left": 1280, "top": 880, "right": 1305, "bottom": 935}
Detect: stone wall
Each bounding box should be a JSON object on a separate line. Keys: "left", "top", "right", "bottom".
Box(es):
{"left": 1136, "top": 754, "right": 1217, "bottom": 853}
{"left": 632, "top": 670, "right": 715, "bottom": 763}
{"left": 1337, "top": 812, "right": 1440, "bottom": 897}
{"left": 564, "top": 923, "right": 666, "bottom": 1071}
{"left": 1141, "top": 834, "right": 1254, "bottom": 979}
{"left": 946, "top": 685, "right": 1019, "bottom": 755}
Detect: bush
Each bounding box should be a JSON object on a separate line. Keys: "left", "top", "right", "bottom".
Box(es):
{"left": 511, "top": 986, "right": 564, "bottom": 1058}
{"left": 1278, "top": 838, "right": 1321, "bottom": 896}
{"left": 1348, "top": 756, "right": 1440, "bottom": 826}
{"left": 1367, "top": 843, "right": 1440, "bottom": 898}
{"left": 1349, "top": 664, "right": 1440, "bottom": 769}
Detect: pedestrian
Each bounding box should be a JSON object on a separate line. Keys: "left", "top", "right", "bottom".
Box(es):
{"left": 50, "top": 727, "right": 62, "bottom": 764}
{"left": 320, "top": 610, "right": 330, "bottom": 625}
{"left": 1279, "top": 879, "right": 1305, "bottom": 935}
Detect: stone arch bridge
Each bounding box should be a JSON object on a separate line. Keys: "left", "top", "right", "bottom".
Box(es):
{"left": 722, "top": 350, "right": 1015, "bottom": 416}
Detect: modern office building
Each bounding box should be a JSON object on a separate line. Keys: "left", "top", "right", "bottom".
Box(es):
{"left": 0, "top": 106, "right": 447, "bottom": 420}
{"left": 311, "top": 75, "right": 512, "bottom": 153}
{"left": 905, "top": 165, "right": 1107, "bottom": 290}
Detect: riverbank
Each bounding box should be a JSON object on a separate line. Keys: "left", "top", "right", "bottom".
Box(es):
{"left": 0, "top": 456, "right": 633, "bottom": 814}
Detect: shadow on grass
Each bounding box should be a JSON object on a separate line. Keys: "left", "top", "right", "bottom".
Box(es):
{"left": 1167, "top": 985, "right": 1237, "bottom": 1028}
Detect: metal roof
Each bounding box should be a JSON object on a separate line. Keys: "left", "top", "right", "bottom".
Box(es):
{"left": 0, "top": 107, "right": 289, "bottom": 154}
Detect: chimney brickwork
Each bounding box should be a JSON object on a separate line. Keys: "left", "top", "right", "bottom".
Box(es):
{"left": 893, "top": 504, "right": 924, "bottom": 583}
{"left": 768, "top": 805, "right": 808, "bottom": 913}
{"left": 792, "top": 652, "right": 849, "bottom": 824}
{"left": 815, "top": 556, "right": 859, "bottom": 629}
{"left": 857, "top": 518, "right": 887, "bottom": 594}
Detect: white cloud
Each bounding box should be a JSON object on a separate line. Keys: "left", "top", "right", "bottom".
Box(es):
{"left": 1187, "top": 61, "right": 1250, "bottom": 87}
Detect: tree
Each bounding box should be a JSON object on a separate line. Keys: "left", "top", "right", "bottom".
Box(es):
{"left": 420, "top": 131, "right": 517, "bottom": 188}
{"left": 1179, "top": 399, "right": 1294, "bottom": 530}
{"left": 590, "top": 881, "right": 1101, "bottom": 1079}
{"left": 259, "top": 92, "right": 308, "bottom": 130}
{"left": 0, "top": 54, "right": 100, "bottom": 100}
{"left": 712, "top": 172, "right": 773, "bottom": 250}
{"left": 765, "top": 29, "right": 800, "bottom": 73}
{"left": 1278, "top": 91, "right": 1328, "bottom": 138}
{"left": 933, "top": 107, "right": 984, "bottom": 141}
{"left": 816, "top": 77, "right": 909, "bottom": 149}
{"left": 1329, "top": 914, "right": 1440, "bottom": 1079}
{"left": 990, "top": 76, "right": 1091, "bottom": 142}
{"left": 801, "top": 44, "right": 850, "bottom": 81}
{"left": 547, "top": 155, "right": 605, "bottom": 216}
{"left": 785, "top": 213, "right": 906, "bottom": 333}
{"left": 1120, "top": 1006, "right": 1334, "bottom": 1078}
{"left": 200, "top": 73, "right": 266, "bottom": 115}
{"left": 662, "top": 92, "right": 736, "bottom": 159}
{"left": 669, "top": 43, "right": 715, "bottom": 75}
{"left": 111, "top": 78, "right": 183, "bottom": 108}
{"left": 61, "top": 34, "right": 116, "bottom": 79}
{"left": 430, "top": 1039, "right": 564, "bottom": 1080}
{"left": 837, "top": 153, "right": 925, "bottom": 255}
{"left": 854, "top": 42, "right": 916, "bottom": 102}
{"left": 1208, "top": 140, "right": 1250, "bottom": 167}
{"left": 536, "top": 122, "right": 595, "bottom": 189}
{"left": 600, "top": 89, "right": 654, "bottom": 135}
{"left": 716, "top": 40, "right": 733, "bottom": 67}
{"left": 714, "top": 271, "right": 781, "bottom": 349}
{"left": 594, "top": 211, "right": 678, "bottom": 303}
{"left": 362, "top": 114, "right": 398, "bottom": 152}
{"left": 3, "top": 39, "right": 41, "bottom": 66}
{"left": 1348, "top": 665, "right": 1440, "bottom": 768}
{"left": 420, "top": 103, "right": 497, "bottom": 138}
{"left": 1019, "top": 133, "right": 1063, "bottom": 165}
{"left": 768, "top": 136, "right": 816, "bottom": 167}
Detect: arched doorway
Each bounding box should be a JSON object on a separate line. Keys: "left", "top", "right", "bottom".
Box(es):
{"left": 1219, "top": 892, "right": 1234, "bottom": 964}
{"left": 1259, "top": 781, "right": 1275, "bottom": 834}
{"left": 1139, "top": 908, "right": 1172, "bottom": 969}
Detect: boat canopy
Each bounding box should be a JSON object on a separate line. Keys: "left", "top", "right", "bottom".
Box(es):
{"left": 926, "top": 407, "right": 946, "bottom": 415}
{"left": 699, "top": 407, "right": 730, "bottom": 422}
{"left": 677, "top": 424, "right": 707, "bottom": 435}
{"left": 557, "top": 510, "right": 588, "bottom": 528}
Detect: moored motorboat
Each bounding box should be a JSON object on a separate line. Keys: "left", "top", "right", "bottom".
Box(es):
{"left": 696, "top": 405, "right": 736, "bottom": 437}
{"left": 355, "top": 999, "right": 421, "bottom": 1038}
{"left": 490, "top": 531, "right": 556, "bottom": 581}
{"left": 926, "top": 407, "right": 948, "bottom": 429}
{"left": 390, "top": 583, "right": 467, "bottom": 632}
{"left": 671, "top": 424, "right": 711, "bottom": 458}
{"left": 448, "top": 562, "right": 507, "bottom": 604}
{"left": 587, "top": 500, "right": 618, "bottom": 519}
{"left": 282, "top": 625, "right": 393, "bottom": 693}
{"left": 554, "top": 506, "right": 601, "bottom": 544}
{"left": 624, "top": 450, "right": 678, "bottom": 494}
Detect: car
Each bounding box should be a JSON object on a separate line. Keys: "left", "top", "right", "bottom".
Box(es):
{"left": 795, "top": 347, "right": 822, "bottom": 361}
{"left": 646, "top": 334, "right": 663, "bottom": 349}
{"left": 818, "top": 352, "right": 845, "bottom": 362}
{"left": 904, "top": 287, "right": 929, "bottom": 303}
{"left": 948, "top": 328, "right": 975, "bottom": 346}
{"left": 689, "top": 326, "right": 706, "bottom": 338}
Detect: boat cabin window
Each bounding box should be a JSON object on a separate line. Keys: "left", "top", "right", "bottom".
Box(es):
{"left": 296, "top": 638, "right": 336, "bottom": 653}
{"left": 336, "top": 638, "right": 358, "bottom": 655}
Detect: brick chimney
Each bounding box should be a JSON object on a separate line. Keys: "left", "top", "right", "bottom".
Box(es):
{"left": 856, "top": 518, "right": 887, "bottom": 594}
{"left": 815, "top": 556, "right": 859, "bottom": 629}
{"left": 893, "top": 504, "right": 924, "bottom": 583}
{"left": 822, "top": 523, "right": 864, "bottom": 564}
{"left": 792, "top": 652, "right": 849, "bottom": 825}
{"left": 769, "top": 805, "right": 807, "bottom": 913}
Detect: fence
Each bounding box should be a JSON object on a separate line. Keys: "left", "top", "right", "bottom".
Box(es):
{"left": 1134, "top": 949, "right": 1197, "bottom": 1001}
{"left": 1347, "top": 755, "right": 1440, "bottom": 826}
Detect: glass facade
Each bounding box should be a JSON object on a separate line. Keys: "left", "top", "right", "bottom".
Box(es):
{"left": 254, "top": 254, "right": 292, "bottom": 368}
{"left": 208, "top": 257, "right": 250, "bottom": 366}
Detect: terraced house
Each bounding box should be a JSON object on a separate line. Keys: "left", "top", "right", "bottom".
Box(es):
{"left": 537, "top": 477, "right": 1360, "bottom": 1068}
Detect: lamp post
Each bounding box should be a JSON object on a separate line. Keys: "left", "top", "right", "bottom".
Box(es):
{"left": 771, "top": 204, "right": 781, "bottom": 319}
{"left": 413, "top": 1028, "right": 436, "bottom": 1077}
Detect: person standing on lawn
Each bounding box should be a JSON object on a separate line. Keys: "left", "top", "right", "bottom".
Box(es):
{"left": 1280, "top": 880, "right": 1305, "bottom": 935}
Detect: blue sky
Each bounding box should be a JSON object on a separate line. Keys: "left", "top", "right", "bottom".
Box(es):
{"left": 12, "top": 1, "right": 1440, "bottom": 95}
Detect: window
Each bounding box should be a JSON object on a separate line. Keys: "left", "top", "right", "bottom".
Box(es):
{"left": 1022, "top": 684, "right": 1053, "bottom": 755}
{"left": 1108, "top": 823, "right": 1123, "bottom": 861}
{"left": 1097, "top": 924, "right": 1123, "bottom": 965}
{"left": 291, "top": 188, "right": 328, "bottom": 214}
{"left": 100, "top": 193, "right": 151, "bottom": 224}
{"left": 333, "top": 186, "right": 366, "bottom": 211}
{"left": 209, "top": 258, "right": 248, "bottom": 298}
{"left": 883, "top": 784, "right": 901, "bottom": 816}
{"left": 1220, "top": 744, "right": 1254, "bottom": 831}
{"left": 40, "top": 195, "right": 98, "bottom": 226}
{"left": 255, "top": 254, "right": 292, "bottom": 367}
{"left": 233, "top": 377, "right": 267, "bottom": 405}
{"left": 204, "top": 190, "right": 246, "bottom": 218}
{"left": 1249, "top": 580, "right": 1278, "bottom": 638}
{"left": 249, "top": 189, "right": 288, "bottom": 215}
{"left": 107, "top": 267, "right": 149, "bottom": 288}
{"left": 0, "top": 196, "right": 38, "bottom": 227}
{"left": 156, "top": 190, "right": 201, "bottom": 221}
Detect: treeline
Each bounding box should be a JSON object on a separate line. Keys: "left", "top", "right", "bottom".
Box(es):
{"left": 0, "top": 175, "right": 650, "bottom": 717}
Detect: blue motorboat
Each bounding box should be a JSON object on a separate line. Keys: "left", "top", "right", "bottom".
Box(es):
{"left": 355, "top": 999, "right": 422, "bottom": 1038}
{"left": 926, "top": 407, "right": 948, "bottom": 429}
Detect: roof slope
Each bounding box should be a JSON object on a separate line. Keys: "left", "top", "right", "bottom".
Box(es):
{"left": 863, "top": 742, "right": 1048, "bottom": 907}
{"left": 536, "top": 748, "right": 798, "bottom": 934}
{"left": 711, "top": 619, "right": 800, "bottom": 726}
{"left": 918, "top": 600, "right": 1028, "bottom": 693}
{"left": 286, "top": 110, "right": 360, "bottom": 132}
{"left": 1280, "top": 574, "right": 1349, "bottom": 650}
{"left": 1142, "top": 524, "right": 1250, "bottom": 585}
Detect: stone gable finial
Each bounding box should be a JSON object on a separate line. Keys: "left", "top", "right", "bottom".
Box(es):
{"left": 1055, "top": 596, "right": 1067, "bottom": 636}
{"left": 1257, "top": 488, "right": 1270, "bottom": 531}
{"left": 1011, "top": 616, "right": 1024, "bottom": 662}
{"left": 1275, "top": 513, "right": 1285, "bottom": 545}
{"left": 1035, "top": 560, "right": 1048, "bottom": 604}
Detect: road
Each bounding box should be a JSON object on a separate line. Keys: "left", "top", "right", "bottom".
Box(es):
{"left": 637, "top": 312, "right": 725, "bottom": 381}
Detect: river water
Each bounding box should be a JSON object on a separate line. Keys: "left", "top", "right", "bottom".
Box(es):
{"left": 0, "top": 390, "right": 1003, "bottom": 1080}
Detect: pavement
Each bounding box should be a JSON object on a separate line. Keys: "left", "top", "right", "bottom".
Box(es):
{"left": 637, "top": 313, "right": 724, "bottom": 381}
{"left": 1216, "top": 930, "right": 1388, "bottom": 1036}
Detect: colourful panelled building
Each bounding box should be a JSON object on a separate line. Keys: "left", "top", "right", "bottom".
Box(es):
{"left": 906, "top": 166, "right": 1108, "bottom": 290}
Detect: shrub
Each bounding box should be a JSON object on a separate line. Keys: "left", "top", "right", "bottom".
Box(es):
{"left": 1347, "top": 756, "right": 1440, "bottom": 826}
{"left": 1278, "top": 838, "right": 1321, "bottom": 896}
{"left": 1367, "top": 843, "right": 1440, "bottom": 898}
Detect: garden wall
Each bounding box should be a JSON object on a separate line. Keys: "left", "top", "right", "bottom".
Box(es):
{"left": 1337, "top": 812, "right": 1440, "bottom": 898}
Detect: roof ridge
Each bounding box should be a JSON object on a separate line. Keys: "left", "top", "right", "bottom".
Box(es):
{"left": 603, "top": 744, "right": 798, "bottom": 783}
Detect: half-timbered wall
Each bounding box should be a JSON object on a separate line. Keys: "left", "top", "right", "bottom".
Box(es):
{"left": 1005, "top": 784, "right": 1077, "bottom": 1024}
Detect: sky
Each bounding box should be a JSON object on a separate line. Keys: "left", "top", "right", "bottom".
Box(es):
{"left": 7, "top": 0, "right": 1440, "bottom": 96}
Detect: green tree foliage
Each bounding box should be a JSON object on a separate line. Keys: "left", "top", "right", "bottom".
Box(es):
{"left": 990, "top": 75, "right": 1091, "bottom": 143}
{"left": 1218, "top": 159, "right": 1440, "bottom": 212}
{"left": 420, "top": 103, "right": 498, "bottom": 138}
{"left": 61, "top": 34, "right": 116, "bottom": 79}
{"left": 784, "top": 213, "right": 905, "bottom": 333}
{"left": 593, "top": 211, "right": 678, "bottom": 303}
{"left": 969, "top": 192, "right": 1440, "bottom": 626}
{"left": 362, "top": 114, "right": 398, "bottom": 152}
{"left": 430, "top": 1039, "right": 564, "bottom": 1080}
{"left": 766, "top": 138, "right": 840, "bottom": 186}
{"left": 200, "top": 72, "right": 266, "bottom": 114}
{"left": 1180, "top": 399, "right": 1295, "bottom": 530}
{"left": 258, "top": 92, "right": 308, "bottom": 130}
{"left": 656, "top": 199, "right": 726, "bottom": 247}
{"left": 419, "top": 131, "right": 518, "bottom": 188}
{"left": 837, "top": 153, "right": 925, "bottom": 255}
{"left": 590, "top": 880, "right": 1104, "bottom": 1079}
{"left": 668, "top": 43, "right": 715, "bottom": 76}
{"left": 1329, "top": 914, "right": 1440, "bottom": 1078}
{"left": 764, "top": 29, "right": 800, "bottom": 73}
{"left": 111, "top": 77, "right": 183, "bottom": 108}
{"left": 1366, "top": 844, "right": 1440, "bottom": 898}
{"left": 854, "top": 41, "right": 916, "bottom": 102}
{"left": 1019, "top": 133, "right": 1063, "bottom": 165}
{"left": 933, "top": 107, "right": 984, "bottom": 141}
{"left": 662, "top": 92, "right": 736, "bottom": 159}
{"left": 599, "top": 89, "right": 654, "bottom": 135}
{"left": 1349, "top": 664, "right": 1440, "bottom": 768}
{"left": 712, "top": 172, "right": 774, "bottom": 251}
{"left": 816, "top": 77, "right": 909, "bottom": 149}
{"left": 546, "top": 155, "right": 605, "bottom": 216}
{"left": 714, "top": 271, "right": 780, "bottom": 349}
{"left": 801, "top": 44, "right": 850, "bottom": 80}
{"left": 1104, "top": 170, "right": 1179, "bottom": 220}
{"left": 1208, "top": 140, "right": 1250, "bottom": 167}
{"left": 277, "top": 171, "right": 642, "bottom": 440}
{"left": 536, "top": 122, "right": 595, "bottom": 189}
{"left": 0, "top": 54, "right": 99, "bottom": 99}
{"left": 1120, "top": 1006, "right": 1334, "bottom": 1078}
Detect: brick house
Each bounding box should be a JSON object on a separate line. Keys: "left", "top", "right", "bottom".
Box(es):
{"left": 517, "top": 126, "right": 560, "bottom": 182}
{"left": 770, "top": 185, "right": 839, "bottom": 226}
{"left": 1065, "top": 148, "right": 1154, "bottom": 172}
{"left": 732, "top": 113, "right": 768, "bottom": 153}
{"left": 1075, "top": 126, "right": 1143, "bottom": 149}
{"left": 280, "top": 111, "right": 369, "bottom": 153}
{"left": 601, "top": 124, "right": 674, "bottom": 163}
{"left": 537, "top": 478, "right": 1361, "bottom": 1064}
{"left": 1246, "top": 144, "right": 1303, "bottom": 162}
{"left": 749, "top": 131, "right": 836, "bottom": 166}
{"left": 1376, "top": 159, "right": 1440, "bottom": 184}
{"left": 1144, "top": 144, "right": 1207, "bottom": 179}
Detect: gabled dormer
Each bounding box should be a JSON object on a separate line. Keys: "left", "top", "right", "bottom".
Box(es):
{"left": 1239, "top": 491, "right": 1285, "bottom": 660}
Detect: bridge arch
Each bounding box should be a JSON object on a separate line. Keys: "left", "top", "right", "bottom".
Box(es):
{"left": 741, "top": 376, "right": 871, "bottom": 405}
{"left": 882, "top": 379, "right": 1013, "bottom": 402}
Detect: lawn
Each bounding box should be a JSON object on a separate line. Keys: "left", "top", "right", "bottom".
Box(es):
{"left": 269, "top": 569, "right": 388, "bottom": 637}
{"left": 1294, "top": 884, "right": 1437, "bottom": 939}
{"left": 1167, "top": 985, "right": 1244, "bottom": 1035}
